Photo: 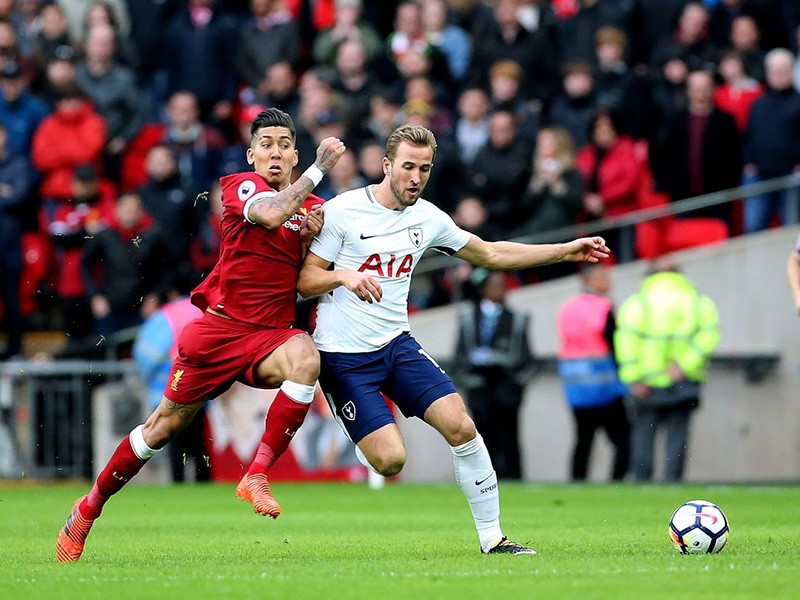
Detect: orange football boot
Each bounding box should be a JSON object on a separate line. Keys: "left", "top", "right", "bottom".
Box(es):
{"left": 236, "top": 473, "right": 281, "bottom": 518}
{"left": 56, "top": 496, "right": 95, "bottom": 562}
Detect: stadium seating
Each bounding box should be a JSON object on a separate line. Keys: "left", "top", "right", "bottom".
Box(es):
{"left": 632, "top": 142, "right": 729, "bottom": 259}
{"left": 635, "top": 189, "right": 729, "bottom": 259}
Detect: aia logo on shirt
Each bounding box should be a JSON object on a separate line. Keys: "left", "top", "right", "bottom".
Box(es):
{"left": 358, "top": 253, "right": 413, "bottom": 277}
{"left": 238, "top": 179, "right": 256, "bottom": 201}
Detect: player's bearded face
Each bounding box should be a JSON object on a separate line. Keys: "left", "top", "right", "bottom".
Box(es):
{"left": 247, "top": 126, "right": 299, "bottom": 190}
{"left": 387, "top": 143, "right": 433, "bottom": 208}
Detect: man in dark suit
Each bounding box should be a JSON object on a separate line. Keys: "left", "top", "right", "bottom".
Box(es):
{"left": 653, "top": 69, "right": 741, "bottom": 224}
{"left": 452, "top": 270, "right": 533, "bottom": 479}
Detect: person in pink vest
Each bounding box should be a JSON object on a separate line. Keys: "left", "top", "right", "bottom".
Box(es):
{"left": 132, "top": 276, "right": 205, "bottom": 482}
{"left": 556, "top": 264, "right": 629, "bottom": 481}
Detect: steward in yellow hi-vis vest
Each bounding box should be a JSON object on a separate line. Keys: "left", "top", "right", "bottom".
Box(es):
{"left": 614, "top": 258, "right": 719, "bottom": 482}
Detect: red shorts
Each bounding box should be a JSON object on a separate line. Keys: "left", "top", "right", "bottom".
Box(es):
{"left": 163, "top": 311, "right": 306, "bottom": 404}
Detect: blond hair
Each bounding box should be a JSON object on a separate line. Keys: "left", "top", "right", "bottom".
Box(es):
{"left": 385, "top": 124, "right": 438, "bottom": 161}
{"left": 595, "top": 26, "right": 628, "bottom": 52}
{"left": 535, "top": 126, "right": 576, "bottom": 170}
{"left": 489, "top": 59, "right": 523, "bottom": 83}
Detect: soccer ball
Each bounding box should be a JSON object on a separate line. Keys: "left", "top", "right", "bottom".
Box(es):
{"left": 668, "top": 499, "right": 729, "bottom": 554}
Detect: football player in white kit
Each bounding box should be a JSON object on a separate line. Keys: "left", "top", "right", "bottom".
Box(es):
{"left": 298, "top": 124, "right": 609, "bottom": 555}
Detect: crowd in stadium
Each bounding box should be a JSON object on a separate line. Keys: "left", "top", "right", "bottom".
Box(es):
{"left": 1, "top": 0, "right": 800, "bottom": 360}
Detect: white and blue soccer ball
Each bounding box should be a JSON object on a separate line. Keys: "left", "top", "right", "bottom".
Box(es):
{"left": 668, "top": 499, "right": 729, "bottom": 554}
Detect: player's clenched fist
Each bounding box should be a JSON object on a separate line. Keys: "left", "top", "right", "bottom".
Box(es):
{"left": 315, "top": 137, "right": 346, "bottom": 173}
{"left": 300, "top": 205, "right": 324, "bottom": 245}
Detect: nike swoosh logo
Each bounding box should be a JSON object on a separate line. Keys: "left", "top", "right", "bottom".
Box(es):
{"left": 360, "top": 233, "right": 381, "bottom": 240}
{"left": 475, "top": 474, "right": 493, "bottom": 486}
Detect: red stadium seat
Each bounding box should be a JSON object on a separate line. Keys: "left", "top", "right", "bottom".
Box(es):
{"left": 664, "top": 218, "right": 729, "bottom": 252}
{"left": 635, "top": 190, "right": 729, "bottom": 258}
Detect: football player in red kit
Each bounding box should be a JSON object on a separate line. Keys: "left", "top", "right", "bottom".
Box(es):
{"left": 56, "top": 108, "right": 345, "bottom": 562}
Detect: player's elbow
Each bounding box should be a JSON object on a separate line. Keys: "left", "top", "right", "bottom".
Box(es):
{"left": 248, "top": 205, "right": 283, "bottom": 230}
{"left": 259, "top": 213, "right": 284, "bottom": 230}
{"left": 472, "top": 243, "right": 500, "bottom": 269}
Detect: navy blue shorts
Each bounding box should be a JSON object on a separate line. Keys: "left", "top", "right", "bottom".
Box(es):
{"left": 319, "top": 332, "right": 458, "bottom": 443}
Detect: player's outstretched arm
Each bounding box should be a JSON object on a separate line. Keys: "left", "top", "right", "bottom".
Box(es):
{"left": 248, "top": 137, "right": 345, "bottom": 229}
{"left": 453, "top": 234, "right": 610, "bottom": 270}
{"left": 786, "top": 250, "right": 800, "bottom": 315}
{"left": 298, "top": 252, "right": 383, "bottom": 303}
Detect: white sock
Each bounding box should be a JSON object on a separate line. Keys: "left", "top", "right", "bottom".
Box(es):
{"left": 367, "top": 469, "right": 385, "bottom": 490}
{"left": 280, "top": 380, "right": 315, "bottom": 405}
{"left": 130, "top": 424, "right": 161, "bottom": 460}
{"left": 451, "top": 434, "right": 503, "bottom": 552}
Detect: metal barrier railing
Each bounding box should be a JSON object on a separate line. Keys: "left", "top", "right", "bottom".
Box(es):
{"left": 0, "top": 359, "right": 139, "bottom": 479}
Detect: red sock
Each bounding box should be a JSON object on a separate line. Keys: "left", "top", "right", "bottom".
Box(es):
{"left": 247, "top": 390, "right": 311, "bottom": 476}
{"left": 80, "top": 435, "right": 148, "bottom": 520}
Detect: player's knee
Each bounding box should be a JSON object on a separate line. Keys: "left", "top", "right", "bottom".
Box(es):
{"left": 443, "top": 413, "right": 478, "bottom": 447}
{"left": 286, "top": 335, "right": 320, "bottom": 383}
{"left": 372, "top": 448, "right": 406, "bottom": 477}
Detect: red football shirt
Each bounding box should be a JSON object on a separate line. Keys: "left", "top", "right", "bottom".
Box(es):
{"left": 191, "top": 172, "right": 323, "bottom": 328}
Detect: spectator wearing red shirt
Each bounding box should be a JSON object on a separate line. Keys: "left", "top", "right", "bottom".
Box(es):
{"left": 577, "top": 110, "right": 644, "bottom": 219}
{"left": 31, "top": 82, "right": 106, "bottom": 218}
{"left": 714, "top": 49, "right": 765, "bottom": 132}
{"left": 47, "top": 164, "right": 116, "bottom": 343}
{"left": 577, "top": 110, "right": 646, "bottom": 258}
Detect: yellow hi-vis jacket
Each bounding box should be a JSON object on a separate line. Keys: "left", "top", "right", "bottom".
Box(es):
{"left": 614, "top": 271, "right": 720, "bottom": 388}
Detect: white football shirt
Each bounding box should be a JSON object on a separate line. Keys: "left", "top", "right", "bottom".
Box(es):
{"left": 309, "top": 185, "right": 471, "bottom": 352}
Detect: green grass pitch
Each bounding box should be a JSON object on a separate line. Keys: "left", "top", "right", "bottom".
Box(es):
{"left": 1, "top": 482, "right": 799, "bottom": 599}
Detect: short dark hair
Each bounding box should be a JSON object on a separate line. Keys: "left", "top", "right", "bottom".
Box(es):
{"left": 55, "top": 82, "right": 86, "bottom": 102}
{"left": 250, "top": 108, "right": 296, "bottom": 143}
{"left": 589, "top": 108, "right": 626, "bottom": 138}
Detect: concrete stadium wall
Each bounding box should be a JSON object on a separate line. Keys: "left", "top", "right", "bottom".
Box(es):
{"left": 400, "top": 228, "right": 800, "bottom": 483}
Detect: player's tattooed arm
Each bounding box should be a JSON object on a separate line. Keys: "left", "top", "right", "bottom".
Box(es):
{"left": 248, "top": 178, "right": 316, "bottom": 228}
{"left": 248, "top": 137, "right": 345, "bottom": 229}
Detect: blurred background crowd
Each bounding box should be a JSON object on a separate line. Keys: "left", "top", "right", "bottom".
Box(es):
{"left": 1, "top": 0, "right": 800, "bottom": 361}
